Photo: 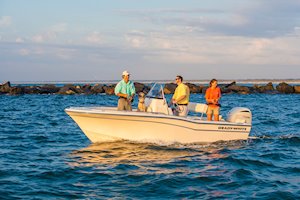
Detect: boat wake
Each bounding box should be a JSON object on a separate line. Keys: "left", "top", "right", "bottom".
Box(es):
{"left": 248, "top": 132, "right": 300, "bottom": 141}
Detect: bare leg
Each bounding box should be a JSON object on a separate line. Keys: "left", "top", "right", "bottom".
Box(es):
{"left": 207, "top": 114, "right": 212, "bottom": 121}
{"left": 214, "top": 114, "right": 219, "bottom": 121}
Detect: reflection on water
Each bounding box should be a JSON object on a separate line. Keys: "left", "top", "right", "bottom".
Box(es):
{"left": 69, "top": 140, "right": 246, "bottom": 168}
{"left": 67, "top": 140, "right": 249, "bottom": 198}
{"left": 65, "top": 138, "right": 300, "bottom": 199}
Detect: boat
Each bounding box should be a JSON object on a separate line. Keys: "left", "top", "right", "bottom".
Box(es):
{"left": 65, "top": 83, "right": 252, "bottom": 144}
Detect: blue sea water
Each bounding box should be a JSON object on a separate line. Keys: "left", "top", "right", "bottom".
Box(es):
{"left": 0, "top": 93, "right": 299, "bottom": 199}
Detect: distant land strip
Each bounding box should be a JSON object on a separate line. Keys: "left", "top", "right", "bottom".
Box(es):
{"left": 2, "top": 79, "right": 300, "bottom": 85}
{"left": 7, "top": 78, "right": 300, "bottom": 85}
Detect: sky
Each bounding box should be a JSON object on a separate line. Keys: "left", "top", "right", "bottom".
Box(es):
{"left": 1, "top": 0, "right": 300, "bottom": 82}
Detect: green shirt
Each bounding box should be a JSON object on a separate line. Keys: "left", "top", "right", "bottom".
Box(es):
{"left": 114, "top": 80, "right": 136, "bottom": 97}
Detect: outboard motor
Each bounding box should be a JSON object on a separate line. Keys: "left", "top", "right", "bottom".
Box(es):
{"left": 227, "top": 107, "right": 252, "bottom": 124}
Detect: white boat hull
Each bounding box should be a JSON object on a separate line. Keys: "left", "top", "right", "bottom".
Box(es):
{"left": 65, "top": 107, "right": 251, "bottom": 144}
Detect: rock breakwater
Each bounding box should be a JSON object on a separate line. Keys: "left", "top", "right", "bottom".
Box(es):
{"left": 1, "top": 81, "right": 299, "bottom": 95}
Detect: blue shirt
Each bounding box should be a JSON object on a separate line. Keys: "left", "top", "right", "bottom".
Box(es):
{"left": 114, "top": 80, "right": 136, "bottom": 97}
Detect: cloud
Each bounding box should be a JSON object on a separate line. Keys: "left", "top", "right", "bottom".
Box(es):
{"left": 55, "top": 48, "right": 77, "bottom": 60}
{"left": 118, "top": 8, "right": 225, "bottom": 16}
{"left": 0, "top": 40, "right": 298, "bottom": 81}
{"left": 125, "top": 31, "right": 147, "bottom": 48}
{"left": 223, "top": 0, "right": 300, "bottom": 37}
{"left": 19, "top": 48, "right": 30, "bottom": 56}
{"left": 1, "top": 21, "right": 299, "bottom": 81}
{"left": 85, "top": 31, "right": 104, "bottom": 44}
{"left": 207, "top": 0, "right": 300, "bottom": 37}
{"left": 119, "top": 1, "right": 300, "bottom": 38}
{"left": 31, "top": 31, "right": 57, "bottom": 43}
{"left": 0, "top": 16, "right": 12, "bottom": 27}
{"left": 32, "top": 34, "right": 49, "bottom": 43}
{"left": 31, "top": 23, "right": 67, "bottom": 43}
{"left": 49, "top": 23, "right": 67, "bottom": 32}
{"left": 16, "top": 37, "right": 25, "bottom": 43}
{"left": 122, "top": 25, "right": 300, "bottom": 68}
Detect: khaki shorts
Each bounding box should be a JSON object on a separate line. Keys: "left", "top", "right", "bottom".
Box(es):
{"left": 173, "top": 105, "right": 188, "bottom": 117}
{"left": 118, "top": 98, "right": 132, "bottom": 111}
{"left": 207, "top": 105, "right": 220, "bottom": 115}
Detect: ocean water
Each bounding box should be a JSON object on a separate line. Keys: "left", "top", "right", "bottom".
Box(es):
{"left": 0, "top": 93, "right": 299, "bottom": 199}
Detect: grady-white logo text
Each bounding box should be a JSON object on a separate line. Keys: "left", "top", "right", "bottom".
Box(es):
{"left": 218, "top": 126, "right": 247, "bottom": 131}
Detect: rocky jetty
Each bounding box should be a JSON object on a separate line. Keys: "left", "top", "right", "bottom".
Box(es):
{"left": 163, "top": 83, "right": 177, "bottom": 94}
{"left": 276, "top": 82, "right": 295, "bottom": 94}
{"left": 0, "top": 81, "right": 11, "bottom": 94}
{"left": 294, "top": 86, "right": 300, "bottom": 93}
{"left": 0, "top": 81, "right": 299, "bottom": 95}
{"left": 225, "top": 81, "right": 251, "bottom": 94}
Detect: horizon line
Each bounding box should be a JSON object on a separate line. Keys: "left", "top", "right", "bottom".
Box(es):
{"left": 4, "top": 78, "right": 300, "bottom": 85}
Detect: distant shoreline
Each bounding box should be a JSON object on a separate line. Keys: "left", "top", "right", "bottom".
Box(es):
{"left": 7, "top": 78, "right": 300, "bottom": 85}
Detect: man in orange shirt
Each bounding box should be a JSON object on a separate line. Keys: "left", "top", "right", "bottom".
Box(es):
{"left": 205, "top": 79, "right": 221, "bottom": 121}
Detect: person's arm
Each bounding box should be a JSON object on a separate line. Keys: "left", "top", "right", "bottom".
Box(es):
{"left": 170, "top": 88, "right": 176, "bottom": 105}
{"left": 214, "top": 87, "right": 221, "bottom": 104}
{"left": 173, "top": 95, "right": 186, "bottom": 104}
{"left": 173, "top": 85, "right": 187, "bottom": 104}
{"left": 205, "top": 88, "right": 212, "bottom": 104}
{"left": 169, "top": 96, "right": 175, "bottom": 106}
{"left": 118, "top": 93, "right": 128, "bottom": 98}
{"left": 127, "top": 82, "right": 135, "bottom": 101}
{"left": 131, "top": 82, "right": 135, "bottom": 98}
{"left": 211, "top": 88, "right": 221, "bottom": 105}
{"left": 115, "top": 82, "right": 128, "bottom": 98}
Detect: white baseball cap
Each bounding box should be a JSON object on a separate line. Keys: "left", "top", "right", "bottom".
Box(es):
{"left": 122, "top": 70, "right": 130, "bottom": 76}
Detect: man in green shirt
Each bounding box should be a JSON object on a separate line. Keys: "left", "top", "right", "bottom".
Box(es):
{"left": 114, "top": 70, "right": 136, "bottom": 111}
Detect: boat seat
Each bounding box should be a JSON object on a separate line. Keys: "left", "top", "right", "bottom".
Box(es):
{"left": 188, "top": 102, "right": 208, "bottom": 119}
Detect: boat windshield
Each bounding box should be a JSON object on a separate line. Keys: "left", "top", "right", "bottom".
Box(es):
{"left": 146, "top": 83, "right": 165, "bottom": 99}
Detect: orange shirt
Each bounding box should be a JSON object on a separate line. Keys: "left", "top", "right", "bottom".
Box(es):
{"left": 205, "top": 87, "right": 221, "bottom": 105}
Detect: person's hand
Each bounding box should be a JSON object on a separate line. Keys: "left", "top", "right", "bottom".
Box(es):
{"left": 169, "top": 99, "right": 175, "bottom": 106}
{"left": 120, "top": 94, "right": 127, "bottom": 98}
{"left": 128, "top": 96, "right": 134, "bottom": 103}
{"left": 207, "top": 99, "right": 215, "bottom": 105}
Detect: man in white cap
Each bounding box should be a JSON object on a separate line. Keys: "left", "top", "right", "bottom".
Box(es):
{"left": 114, "top": 70, "right": 136, "bottom": 111}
